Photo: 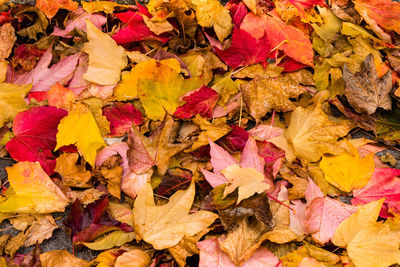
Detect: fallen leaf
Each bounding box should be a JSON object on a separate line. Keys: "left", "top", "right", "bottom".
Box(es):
{"left": 343, "top": 54, "right": 392, "bottom": 115}
{"left": 133, "top": 181, "right": 218, "bottom": 249}
{"left": 81, "top": 1, "right": 131, "bottom": 13}
{"left": 4, "top": 232, "right": 26, "bottom": 258}
{"left": 320, "top": 142, "right": 375, "bottom": 192}
{"left": 83, "top": 20, "right": 127, "bottom": 85}
{"left": 24, "top": 215, "right": 58, "bottom": 246}
{"left": 156, "top": 167, "right": 193, "bottom": 197}
{"left": 0, "top": 23, "right": 16, "bottom": 59}
{"left": 55, "top": 104, "right": 106, "bottom": 166}
{"left": 81, "top": 231, "right": 135, "bottom": 250}
{"left": 0, "top": 162, "right": 69, "bottom": 213}
{"left": 115, "top": 249, "right": 151, "bottom": 267}
{"left": 54, "top": 152, "right": 92, "bottom": 187}
{"left": 0, "top": 83, "right": 31, "bottom": 128}
{"left": 35, "top": 0, "right": 78, "bottom": 19}
{"left": 103, "top": 103, "right": 144, "bottom": 137}
{"left": 6, "top": 106, "right": 68, "bottom": 175}
{"left": 39, "top": 250, "right": 89, "bottom": 267}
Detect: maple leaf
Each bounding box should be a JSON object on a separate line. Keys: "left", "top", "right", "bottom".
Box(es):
{"left": 319, "top": 142, "right": 375, "bottom": 192}
{"left": 352, "top": 168, "right": 400, "bottom": 218}
{"left": 0, "top": 83, "right": 31, "bottom": 128}
{"left": 0, "top": 162, "right": 69, "bottom": 213}
{"left": 39, "top": 250, "right": 89, "bottom": 266}
{"left": 188, "top": 0, "right": 232, "bottom": 42}
{"left": 65, "top": 196, "right": 133, "bottom": 244}
{"left": 103, "top": 103, "right": 144, "bottom": 137}
{"left": 112, "top": 10, "right": 170, "bottom": 44}
{"left": 6, "top": 106, "right": 67, "bottom": 175}
{"left": 128, "top": 115, "right": 189, "bottom": 175}
{"left": 353, "top": 0, "right": 400, "bottom": 35}
{"left": 226, "top": 1, "right": 249, "bottom": 27}
{"left": 211, "top": 27, "right": 270, "bottom": 69}
{"left": 133, "top": 181, "right": 218, "bottom": 249}
{"left": 274, "top": 92, "right": 352, "bottom": 162}
{"left": 241, "top": 75, "right": 306, "bottom": 122}
{"left": 13, "top": 48, "right": 80, "bottom": 92}
{"left": 173, "top": 86, "right": 220, "bottom": 119}
{"left": 35, "top": 0, "right": 78, "bottom": 19}
{"left": 333, "top": 199, "right": 400, "bottom": 267}
{"left": 343, "top": 54, "right": 392, "bottom": 115}
{"left": 51, "top": 7, "right": 107, "bottom": 38}
{"left": 55, "top": 104, "right": 106, "bottom": 166}
{"left": 83, "top": 20, "right": 127, "bottom": 86}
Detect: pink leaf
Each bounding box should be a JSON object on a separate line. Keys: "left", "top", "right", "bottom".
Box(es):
{"left": 221, "top": 125, "right": 249, "bottom": 151}
{"left": 209, "top": 140, "right": 237, "bottom": 174}
{"left": 96, "top": 142, "right": 129, "bottom": 175}
{"left": 52, "top": 7, "right": 106, "bottom": 37}
{"left": 305, "top": 197, "right": 357, "bottom": 244}
{"left": 240, "top": 136, "right": 265, "bottom": 173}
{"left": 201, "top": 169, "right": 229, "bottom": 188}
{"left": 256, "top": 141, "right": 284, "bottom": 177}
{"left": 14, "top": 48, "right": 79, "bottom": 92}
{"left": 352, "top": 168, "right": 400, "bottom": 218}
{"left": 173, "top": 86, "right": 219, "bottom": 119}
{"left": 290, "top": 200, "right": 307, "bottom": 236}
{"left": 248, "top": 125, "right": 284, "bottom": 140}
{"left": 103, "top": 103, "right": 144, "bottom": 136}
{"left": 127, "top": 128, "right": 154, "bottom": 174}
{"left": 305, "top": 178, "right": 324, "bottom": 204}
{"left": 6, "top": 106, "right": 68, "bottom": 175}
{"left": 121, "top": 170, "right": 152, "bottom": 198}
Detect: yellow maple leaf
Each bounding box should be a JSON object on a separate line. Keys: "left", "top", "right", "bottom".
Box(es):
{"left": 221, "top": 164, "right": 270, "bottom": 204}
{"left": 283, "top": 92, "right": 352, "bottom": 162}
{"left": 333, "top": 199, "right": 400, "bottom": 267}
{"left": 55, "top": 104, "right": 106, "bottom": 166}
{"left": 133, "top": 181, "right": 218, "bottom": 249}
{"left": 0, "top": 162, "right": 69, "bottom": 213}
{"left": 0, "top": 83, "right": 31, "bottom": 128}
{"left": 320, "top": 142, "right": 375, "bottom": 192}
{"left": 83, "top": 20, "right": 127, "bottom": 86}
{"left": 81, "top": 1, "right": 131, "bottom": 13}
{"left": 188, "top": 0, "right": 232, "bottom": 42}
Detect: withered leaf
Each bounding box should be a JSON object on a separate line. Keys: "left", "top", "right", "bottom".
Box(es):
{"left": 344, "top": 54, "right": 392, "bottom": 115}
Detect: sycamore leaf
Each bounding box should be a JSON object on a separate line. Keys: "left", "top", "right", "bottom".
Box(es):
{"left": 333, "top": 199, "right": 400, "bottom": 267}
{"left": 0, "top": 162, "right": 69, "bottom": 213}
{"left": 0, "top": 83, "right": 31, "bottom": 128}
{"left": 283, "top": 92, "right": 352, "bottom": 162}
{"left": 83, "top": 20, "right": 127, "bottom": 86}
{"left": 39, "top": 250, "right": 89, "bottom": 267}
{"left": 221, "top": 165, "right": 270, "bottom": 204}
{"left": 241, "top": 76, "right": 306, "bottom": 122}
{"left": 35, "top": 0, "right": 78, "bottom": 19}
{"left": 352, "top": 168, "right": 400, "bottom": 218}
{"left": 133, "top": 181, "right": 218, "bottom": 250}
{"left": 55, "top": 104, "right": 106, "bottom": 166}
{"left": 6, "top": 106, "right": 67, "bottom": 175}
{"left": 188, "top": 0, "right": 232, "bottom": 42}
{"left": 343, "top": 54, "right": 392, "bottom": 115}
{"left": 55, "top": 153, "right": 92, "bottom": 187}
{"left": 320, "top": 142, "right": 375, "bottom": 192}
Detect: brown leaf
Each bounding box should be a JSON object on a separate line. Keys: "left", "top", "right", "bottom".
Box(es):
{"left": 39, "top": 250, "right": 90, "bottom": 267}
{"left": 5, "top": 232, "right": 27, "bottom": 258}
{"left": 343, "top": 54, "right": 392, "bottom": 114}
{"left": 0, "top": 235, "right": 10, "bottom": 255}
{"left": 24, "top": 215, "right": 58, "bottom": 247}
{"left": 241, "top": 76, "right": 306, "bottom": 122}
{"left": 55, "top": 153, "right": 92, "bottom": 188}
{"left": 0, "top": 23, "right": 16, "bottom": 60}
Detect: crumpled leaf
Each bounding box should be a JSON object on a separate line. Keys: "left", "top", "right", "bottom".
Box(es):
{"left": 276, "top": 92, "right": 351, "bottom": 162}
{"left": 280, "top": 243, "right": 341, "bottom": 267}
{"left": 333, "top": 199, "right": 400, "bottom": 267}
{"left": 133, "top": 181, "right": 218, "bottom": 250}
{"left": 320, "top": 142, "right": 374, "bottom": 192}
{"left": 0, "top": 162, "right": 69, "bottom": 213}
{"left": 6, "top": 106, "right": 67, "bottom": 175}
{"left": 83, "top": 20, "right": 127, "bottom": 85}
{"left": 343, "top": 54, "right": 392, "bottom": 115}
{"left": 241, "top": 75, "right": 306, "bottom": 122}
{"left": 24, "top": 215, "right": 58, "bottom": 247}
{"left": 0, "top": 83, "right": 31, "bottom": 128}
{"left": 103, "top": 103, "right": 144, "bottom": 137}
{"left": 39, "top": 250, "right": 89, "bottom": 267}
{"left": 35, "top": 0, "right": 78, "bottom": 19}
{"left": 54, "top": 152, "right": 92, "bottom": 187}
{"left": 81, "top": 1, "right": 131, "bottom": 13}
{"left": 115, "top": 249, "right": 151, "bottom": 267}
{"left": 188, "top": 0, "right": 232, "bottom": 42}
{"left": 0, "top": 23, "right": 16, "bottom": 60}
{"left": 55, "top": 104, "right": 106, "bottom": 166}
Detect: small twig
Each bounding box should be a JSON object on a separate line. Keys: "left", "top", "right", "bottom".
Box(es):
{"left": 266, "top": 193, "right": 294, "bottom": 213}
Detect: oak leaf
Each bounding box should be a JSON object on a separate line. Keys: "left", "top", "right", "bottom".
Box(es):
{"left": 55, "top": 104, "right": 106, "bottom": 166}
{"left": 133, "top": 181, "right": 218, "bottom": 249}
{"left": 83, "top": 20, "right": 127, "bottom": 85}
{"left": 344, "top": 54, "right": 392, "bottom": 115}
{"left": 0, "top": 162, "right": 69, "bottom": 213}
